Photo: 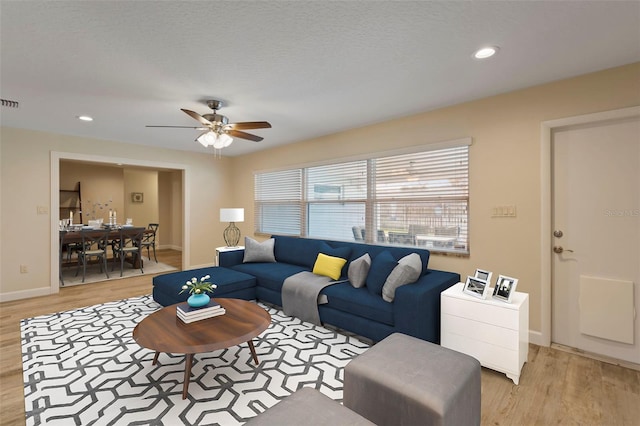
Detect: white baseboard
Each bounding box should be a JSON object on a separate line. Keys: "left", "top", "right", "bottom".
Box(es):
{"left": 0, "top": 286, "right": 55, "bottom": 303}
{"left": 529, "top": 329, "right": 544, "bottom": 346}
{"left": 158, "top": 244, "right": 182, "bottom": 251}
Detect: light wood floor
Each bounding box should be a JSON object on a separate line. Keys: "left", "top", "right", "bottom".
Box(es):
{"left": 1, "top": 249, "right": 638, "bottom": 425}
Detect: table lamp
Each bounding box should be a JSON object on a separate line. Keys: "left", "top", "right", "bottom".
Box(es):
{"left": 220, "top": 208, "right": 244, "bottom": 247}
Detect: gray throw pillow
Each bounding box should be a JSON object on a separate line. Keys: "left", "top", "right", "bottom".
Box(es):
{"left": 382, "top": 253, "right": 422, "bottom": 302}
{"left": 243, "top": 237, "right": 276, "bottom": 263}
{"left": 348, "top": 253, "right": 371, "bottom": 288}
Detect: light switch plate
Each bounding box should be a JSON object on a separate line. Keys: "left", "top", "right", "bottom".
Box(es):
{"left": 492, "top": 205, "right": 516, "bottom": 217}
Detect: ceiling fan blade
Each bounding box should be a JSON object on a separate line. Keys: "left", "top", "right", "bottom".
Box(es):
{"left": 228, "top": 121, "right": 272, "bottom": 130}
{"left": 181, "top": 108, "right": 213, "bottom": 126}
{"left": 228, "top": 129, "right": 264, "bottom": 142}
{"left": 146, "top": 125, "right": 207, "bottom": 129}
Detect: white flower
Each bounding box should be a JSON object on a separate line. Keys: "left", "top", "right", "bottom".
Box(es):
{"left": 179, "top": 274, "right": 217, "bottom": 295}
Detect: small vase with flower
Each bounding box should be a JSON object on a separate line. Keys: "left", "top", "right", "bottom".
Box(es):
{"left": 180, "top": 274, "right": 217, "bottom": 308}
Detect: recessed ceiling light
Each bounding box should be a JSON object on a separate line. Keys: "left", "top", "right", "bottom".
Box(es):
{"left": 77, "top": 115, "right": 93, "bottom": 122}
{"left": 474, "top": 46, "right": 499, "bottom": 59}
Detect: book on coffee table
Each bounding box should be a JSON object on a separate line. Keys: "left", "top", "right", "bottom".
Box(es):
{"left": 177, "top": 301, "right": 222, "bottom": 315}
{"left": 177, "top": 308, "right": 226, "bottom": 323}
{"left": 177, "top": 301, "right": 226, "bottom": 323}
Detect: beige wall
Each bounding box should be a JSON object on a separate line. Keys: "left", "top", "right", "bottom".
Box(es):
{"left": 230, "top": 63, "right": 640, "bottom": 336}
{"left": 158, "top": 170, "right": 183, "bottom": 250}
{"left": 0, "top": 129, "right": 235, "bottom": 300}
{"left": 60, "top": 161, "right": 125, "bottom": 223}
{"left": 123, "top": 169, "right": 158, "bottom": 229}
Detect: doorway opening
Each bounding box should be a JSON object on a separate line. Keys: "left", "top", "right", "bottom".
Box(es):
{"left": 50, "top": 152, "right": 190, "bottom": 293}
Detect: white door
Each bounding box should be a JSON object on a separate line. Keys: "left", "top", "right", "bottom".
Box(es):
{"left": 552, "top": 116, "right": 639, "bottom": 364}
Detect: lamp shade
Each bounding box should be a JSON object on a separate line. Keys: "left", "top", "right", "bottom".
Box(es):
{"left": 220, "top": 208, "right": 244, "bottom": 223}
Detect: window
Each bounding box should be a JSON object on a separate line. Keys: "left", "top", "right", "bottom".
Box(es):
{"left": 254, "top": 140, "right": 470, "bottom": 254}
{"left": 254, "top": 169, "right": 302, "bottom": 235}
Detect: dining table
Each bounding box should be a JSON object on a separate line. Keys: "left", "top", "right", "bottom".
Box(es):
{"left": 60, "top": 226, "right": 152, "bottom": 268}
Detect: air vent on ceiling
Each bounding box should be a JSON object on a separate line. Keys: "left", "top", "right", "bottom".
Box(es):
{"left": 1, "top": 98, "right": 20, "bottom": 108}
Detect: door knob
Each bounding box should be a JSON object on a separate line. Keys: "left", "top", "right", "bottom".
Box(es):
{"left": 553, "top": 246, "right": 574, "bottom": 254}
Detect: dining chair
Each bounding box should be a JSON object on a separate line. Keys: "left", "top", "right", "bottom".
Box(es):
{"left": 75, "top": 228, "right": 110, "bottom": 283}
{"left": 63, "top": 229, "right": 85, "bottom": 262}
{"left": 111, "top": 226, "right": 146, "bottom": 277}
{"left": 139, "top": 223, "right": 159, "bottom": 262}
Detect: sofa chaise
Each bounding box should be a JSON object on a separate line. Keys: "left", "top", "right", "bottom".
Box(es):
{"left": 152, "top": 235, "right": 460, "bottom": 343}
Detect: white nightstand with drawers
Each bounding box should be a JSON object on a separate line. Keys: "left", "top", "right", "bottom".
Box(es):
{"left": 441, "top": 282, "right": 529, "bottom": 384}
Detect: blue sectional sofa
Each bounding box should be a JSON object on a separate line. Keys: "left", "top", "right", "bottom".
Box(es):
{"left": 222, "top": 236, "right": 459, "bottom": 343}
{"left": 152, "top": 235, "right": 459, "bottom": 343}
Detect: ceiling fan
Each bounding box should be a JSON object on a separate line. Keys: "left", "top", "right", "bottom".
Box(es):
{"left": 146, "top": 100, "right": 271, "bottom": 149}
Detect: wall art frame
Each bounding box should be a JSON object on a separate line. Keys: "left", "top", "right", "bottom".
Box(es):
{"left": 131, "top": 192, "right": 144, "bottom": 203}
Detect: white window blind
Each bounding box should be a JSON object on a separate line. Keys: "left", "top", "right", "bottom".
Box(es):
{"left": 254, "top": 142, "right": 470, "bottom": 254}
{"left": 373, "top": 147, "right": 468, "bottom": 252}
{"left": 254, "top": 169, "right": 302, "bottom": 236}
{"left": 306, "top": 161, "right": 368, "bottom": 240}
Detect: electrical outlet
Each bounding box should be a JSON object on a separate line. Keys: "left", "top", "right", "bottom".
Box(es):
{"left": 20, "top": 264, "right": 28, "bottom": 273}
{"left": 37, "top": 206, "right": 49, "bottom": 215}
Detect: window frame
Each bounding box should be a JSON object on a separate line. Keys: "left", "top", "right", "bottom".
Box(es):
{"left": 253, "top": 138, "right": 471, "bottom": 255}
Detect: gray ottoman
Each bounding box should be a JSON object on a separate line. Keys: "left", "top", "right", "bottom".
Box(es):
{"left": 344, "top": 333, "right": 481, "bottom": 426}
{"left": 245, "top": 387, "right": 374, "bottom": 426}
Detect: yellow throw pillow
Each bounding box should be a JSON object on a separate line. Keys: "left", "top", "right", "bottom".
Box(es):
{"left": 313, "top": 253, "right": 347, "bottom": 280}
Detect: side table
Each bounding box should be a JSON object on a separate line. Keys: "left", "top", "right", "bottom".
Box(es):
{"left": 441, "top": 282, "right": 529, "bottom": 384}
{"left": 215, "top": 245, "right": 244, "bottom": 266}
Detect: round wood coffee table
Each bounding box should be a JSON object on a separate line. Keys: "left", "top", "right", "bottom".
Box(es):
{"left": 133, "top": 298, "right": 271, "bottom": 399}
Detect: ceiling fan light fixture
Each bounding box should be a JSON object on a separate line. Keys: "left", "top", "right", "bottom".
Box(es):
{"left": 220, "top": 133, "right": 233, "bottom": 147}
{"left": 151, "top": 100, "right": 271, "bottom": 149}
{"left": 212, "top": 137, "right": 225, "bottom": 149}
{"left": 196, "top": 130, "right": 217, "bottom": 147}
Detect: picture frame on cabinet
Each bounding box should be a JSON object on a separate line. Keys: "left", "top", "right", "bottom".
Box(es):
{"left": 463, "top": 275, "right": 490, "bottom": 299}
{"left": 493, "top": 275, "right": 518, "bottom": 302}
{"left": 474, "top": 268, "right": 492, "bottom": 283}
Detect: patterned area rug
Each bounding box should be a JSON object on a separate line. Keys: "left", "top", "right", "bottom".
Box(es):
{"left": 21, "top": 295, "right": 370, "bottom": 425}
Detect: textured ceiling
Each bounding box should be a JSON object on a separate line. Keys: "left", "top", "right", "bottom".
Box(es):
{"left": 1, "top": 1, "right": 639, "bottom": 156}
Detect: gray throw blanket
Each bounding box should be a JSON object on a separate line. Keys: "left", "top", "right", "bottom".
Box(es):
{"left": 281, "top": 272, "right": 344, "bottom": 325}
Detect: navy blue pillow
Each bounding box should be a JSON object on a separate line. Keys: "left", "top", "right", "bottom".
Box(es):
{"left": 323, "top": 245, "right": 351, "bottom": 260}
{"left": 366, "top": 250, "right": 398, "bottom": 296}
{"left": 319, "top": 244, "right": 352, "bottom": 278}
